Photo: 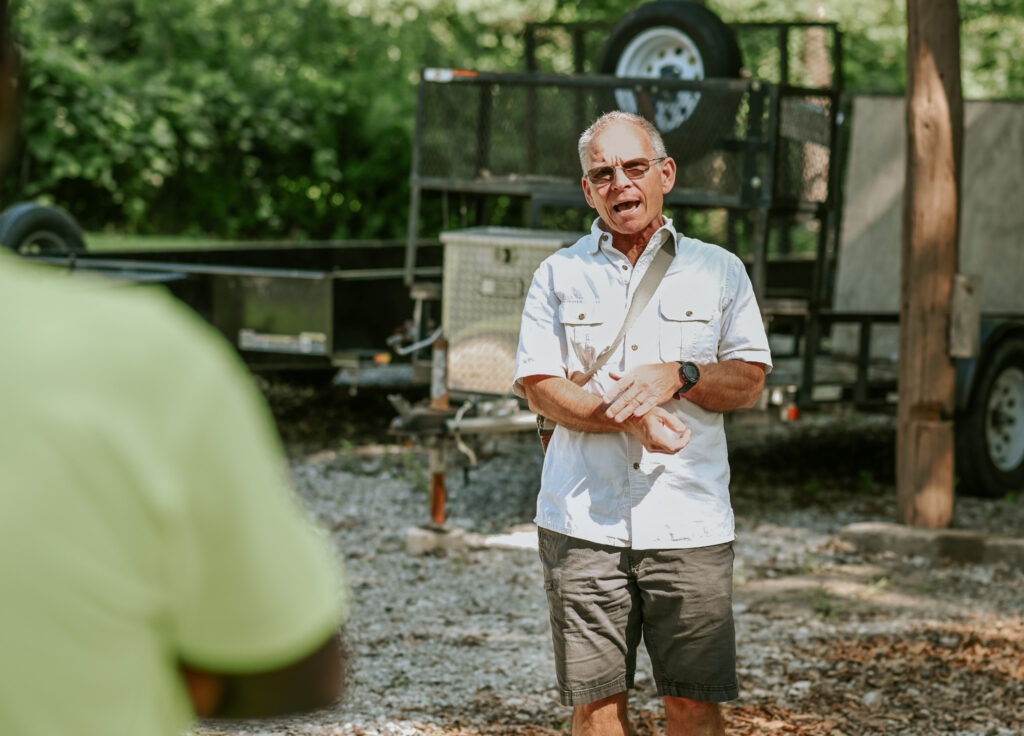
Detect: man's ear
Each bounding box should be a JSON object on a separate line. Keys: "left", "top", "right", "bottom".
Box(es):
{"left": 660, "top": 157, "right": 677, "bottom": 194}
{"left": 582, "top": 176, "right": 596, "bottom": 209}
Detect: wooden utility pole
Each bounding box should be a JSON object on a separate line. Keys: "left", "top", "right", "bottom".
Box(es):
{"left": 898, "top": 0, "right": 963, "bottom": 527}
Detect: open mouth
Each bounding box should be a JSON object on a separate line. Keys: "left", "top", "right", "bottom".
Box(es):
{"left": 613, "top": 200, "right": 640, "bottom": 213}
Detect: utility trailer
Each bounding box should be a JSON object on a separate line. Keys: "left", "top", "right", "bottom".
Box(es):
{"left": 2, "top": 222, "right": 443, "bottom": 388}
{"left": 7, "top": 2, "right": 1020, "bottom": 503}
{"left": 390, "top": 3, "right": 1024, "bottom": 508}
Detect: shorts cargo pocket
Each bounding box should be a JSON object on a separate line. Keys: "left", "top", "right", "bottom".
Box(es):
{"left": 658, "top": 293, "right": 717, "bottom": 362}
{"left": 559, "top": 300, "right": 607, "bottom": 368}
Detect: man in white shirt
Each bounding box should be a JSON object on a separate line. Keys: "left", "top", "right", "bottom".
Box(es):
{"left": 513, "top": 111, "right": 771, "bottom": 736}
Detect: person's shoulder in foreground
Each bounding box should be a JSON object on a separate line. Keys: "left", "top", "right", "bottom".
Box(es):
{"left": 0, "top": 253, "right": 348, "bottom": 736}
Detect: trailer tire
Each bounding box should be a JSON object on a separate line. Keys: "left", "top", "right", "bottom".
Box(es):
{"left": 0, "top": 202, "right": 86, "bottom": 254}
{"left": 956, "top": 336, "right": 1024, "bottom": 497}
{"left": 597, "top": 1, "right": 743, "bottom": 165}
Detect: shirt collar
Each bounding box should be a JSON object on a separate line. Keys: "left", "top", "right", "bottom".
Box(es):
{"left": 588, "top": 216, "right": 678, "bottom": 256}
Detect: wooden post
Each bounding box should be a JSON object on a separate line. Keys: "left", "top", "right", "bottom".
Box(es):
{"left": 898, "top": 0, "right": 963, "bottom": 527}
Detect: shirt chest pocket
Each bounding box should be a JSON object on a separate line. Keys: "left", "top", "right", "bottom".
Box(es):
{"left": 658, "top": 293, "right": 718, "bottom": 363}
{"left": 559, "top": 300, "right": 609, "bottom": 369}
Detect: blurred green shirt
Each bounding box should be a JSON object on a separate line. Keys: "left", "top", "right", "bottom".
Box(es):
{"left": 0, "top": 253, "right": 346, "bottom": 736}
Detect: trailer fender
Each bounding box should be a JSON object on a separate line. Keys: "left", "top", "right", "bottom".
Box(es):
{"left": 0, "top": 202, "right": 86, "bottom": 254}
{"left": 957, "top": 319, "right": 1024, "bottom": 412}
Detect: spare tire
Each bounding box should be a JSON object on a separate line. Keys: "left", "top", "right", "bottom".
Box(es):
{"left": 598, "top": 1, "right": 743, "bottom": 164}
{"left": 0, "top": 202, "right": 87, "bottom": 254}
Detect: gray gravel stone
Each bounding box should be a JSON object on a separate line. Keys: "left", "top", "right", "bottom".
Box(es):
{"left": 194, "top": 417, "right": 1024, "bottom": 736}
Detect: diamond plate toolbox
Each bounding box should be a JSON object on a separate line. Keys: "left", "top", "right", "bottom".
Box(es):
{"left": 440, "top": 227, "right": 583, "bottom": 395}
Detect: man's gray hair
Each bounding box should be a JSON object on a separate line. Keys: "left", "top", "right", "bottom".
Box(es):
{"left": 577, "top": 111, "right": 668, "bottom": 173}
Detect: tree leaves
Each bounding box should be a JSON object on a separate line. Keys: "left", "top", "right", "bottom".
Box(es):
{"left": 8, "top": 0, "right": 416, "bottom": 237}
{"left": 7, "top": 0, "right": 1023, "bottom": 237}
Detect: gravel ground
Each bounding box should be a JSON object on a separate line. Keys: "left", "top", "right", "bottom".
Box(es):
{"left": 196, "top": 387, "right": 1024, "bottom": 736}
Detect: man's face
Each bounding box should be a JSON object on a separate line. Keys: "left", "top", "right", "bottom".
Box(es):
{"left": 581, "top": 121, "right": 676, "bottom": 237}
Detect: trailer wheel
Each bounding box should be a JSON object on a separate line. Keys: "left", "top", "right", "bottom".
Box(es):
{"left": 0, "top": 202, "right": 86, "bottom": 254}
{"left": 597, "top": 1, "right": 743, "bottom": 164}
{"left": 957, "top": 336, "right": 1024, "bottom": 497}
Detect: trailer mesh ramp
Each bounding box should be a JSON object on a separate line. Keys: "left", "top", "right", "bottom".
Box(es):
{"left": 416, "top": 72, "right": 774, "bottom": 207}
{"left": 731, "top": 23, "right": 840, "bottom": 90}
{"left": 416, "top": 72, "right": 836, "bottom": 211}
{"left": 777, "top": 94, "right": 834, "bottom": 205}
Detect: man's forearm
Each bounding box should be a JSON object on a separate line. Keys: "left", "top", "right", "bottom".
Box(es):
{"left": 183, "top": 631, "right": 347, "bottom": 719}
{"left": 523, "top": 375, "right": 625, "bottom": 433}
{"left": 524, "top": 374, "right": 692, "bottom": 454}
{"left": 601, "top": 359, "right": 767, "bottom": 420}
{"left": 683, "top": 359, "right": 766, "bottom": 412}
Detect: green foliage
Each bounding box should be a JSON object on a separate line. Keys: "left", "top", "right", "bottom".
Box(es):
{"left": 713, "top": 0, "right": 908, "bottom": 92}
{"left": 960, "top": 0, "right": 1024, "bottom": 99}
{"left": 9, "top": 0, "right": 424, "bottom": 237}
{"left": 6, "top": 0, "right": 1023, "bottom": 237}
{"left": 714, "top": 0, "right": 1024, "bottom": 97}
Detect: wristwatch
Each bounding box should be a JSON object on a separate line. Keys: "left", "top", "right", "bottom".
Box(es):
{"left": 677, "top": 361, "right": 700, "bottom": 394}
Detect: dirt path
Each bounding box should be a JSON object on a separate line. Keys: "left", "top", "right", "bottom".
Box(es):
{"left": 194, "top": 387, "right": 1023, "bottom": 736}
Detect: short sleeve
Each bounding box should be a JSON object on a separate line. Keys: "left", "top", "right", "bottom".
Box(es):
{"left": 512, "top": 261, "right": 568, "bottom": 397}
{"left": 718, "top": 256, "right": 773, "bottom": 371}
{"left": 169, "top": 335, "right": 345, "bottom": 673}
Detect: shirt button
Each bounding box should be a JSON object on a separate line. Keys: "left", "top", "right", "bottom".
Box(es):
{"left": 578, "top": 313, "right": 585, "bottom": 320}
{"left": 686, "top": 310, "right": 693, "bottom": 316}
{"left": 631, "top": 344, "right": 638, "bottom": 351}
{"left": 621, "top": 265, "right": 628, "bottom": 271}
{"left": 633, "top": 462, "right": 640, "bottom": 470}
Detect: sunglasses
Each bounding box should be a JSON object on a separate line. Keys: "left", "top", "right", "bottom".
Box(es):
{"left": 585, "top": 157, "right": 667, "bottom": 186}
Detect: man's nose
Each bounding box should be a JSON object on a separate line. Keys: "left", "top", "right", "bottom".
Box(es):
{"left": 609, "top": 166, "right": 633, "bottom": 187}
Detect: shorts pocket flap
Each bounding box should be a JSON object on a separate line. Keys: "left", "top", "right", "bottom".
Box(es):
{"left": 560, "top": 300, "right": 605, "bottom": 325}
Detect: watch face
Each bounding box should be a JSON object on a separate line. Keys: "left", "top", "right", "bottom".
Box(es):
{"left": 680, "top": 361, "right": 700, "bottom": 390}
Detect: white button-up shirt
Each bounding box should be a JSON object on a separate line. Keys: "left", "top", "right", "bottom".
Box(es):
{"left": 513, "top": 218, "right": 772, "bottom": 550}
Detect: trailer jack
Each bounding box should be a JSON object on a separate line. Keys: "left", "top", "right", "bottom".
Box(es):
{"left": 389, "top": 393, "right": 537, "bottom": 524}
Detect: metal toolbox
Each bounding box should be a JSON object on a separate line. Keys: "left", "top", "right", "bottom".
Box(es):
{"left": 440, "top": 226, "right": 582, "bottom": 395}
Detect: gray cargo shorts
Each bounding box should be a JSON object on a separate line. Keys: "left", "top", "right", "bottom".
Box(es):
{"left": 537, "top": 527, "right": 738, "bottom": 707}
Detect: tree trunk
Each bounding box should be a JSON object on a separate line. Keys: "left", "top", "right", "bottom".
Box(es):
{"left": 898, "top": 0, "right": 963, "bottom": 527}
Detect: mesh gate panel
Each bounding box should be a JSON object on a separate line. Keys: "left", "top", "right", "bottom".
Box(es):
{"left": 418, "top": 75, "right": 769, "bottom": 204}
{"left": 733, "top": 24, "right": 839, "bottom": 89}
{"left": 417, "top": 73, "right": 835, "bottom": 210}
{"left": 777, "top": 94, "right": 834, "bottom": 204}
{"left": 409, "top": 21, "right": 845, "bottom": 399}
{"left": 524, "top": 22, "right": 841, "bottom": 92}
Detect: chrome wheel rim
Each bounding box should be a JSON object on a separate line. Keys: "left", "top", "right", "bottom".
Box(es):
{"left": 17, "top": 229, "right": 68, "bottom": 254}
{"left": 986, "top": 365, "right": 1024, "bottom": 472}
{"left": 613, "top": 26, "right": 705, "bottom": 132}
